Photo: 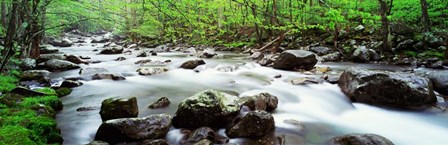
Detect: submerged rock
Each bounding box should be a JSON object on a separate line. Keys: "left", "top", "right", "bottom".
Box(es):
{"left": 99, "top": 97, "right": 139, "bottom": 121}
{"left": 180, "top": 59, "right": 206, "bottom": 69}
{"left": 95, "top": 114, "right": 172, "bottom": 144}
{"left": 137, "top": 67, "right": 169, "bottom": 76}
{"left": 45, "top": 59, "right": 80, "bottom": 71}
{"left": 92, "top": 73, "right": 125, "bottom": 80}
{"left": 60, "top": 80, "right": 83, "bottom": 88}
{"left": 338, "top": 67, "right": 436, "bottom": 108}
{"left": 100, "top": 46, "right": 124, "bottom": 54}
{"left": 328, "top": 133, "right": 394, "bottom": 145}
{"left": 148, "top": 97, "right": 171, "bottom": 109}
{"left": 273, "top": 50, "right": 317, "bottom": 70}
{"left": 225, "top": 110, "right": 275, "bottom": 138}
{"left": 240, "top": 93, "right": 278, "bottom": 112}
{"left": 172, "top": 90, "right": 240, "bottom": 129}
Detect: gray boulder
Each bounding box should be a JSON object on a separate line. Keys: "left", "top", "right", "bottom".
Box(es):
{"left": 60, "top": 80, "right": 83, "bottom": 88}
{"left": 240, "top": 93, "right": 278, "bottom": 112}
{"left": 40, "top": 45, "right": 59, "bottom": 54}
{"left": 352, "top": 46, "right": 370, "bottom": 62}
{"left": 100, "top": 46, "right": 124, "bottom": 54}
{"left": 338, "top": 67, "right": 436, "bottom": 108}
{"left": 415, "top": 70, "right": 448, "bottom": 95}
{"left": 273, "top": 50, "right": 317, "bottom": 70}
{"left": 38, "top": 54, "right": 66, "bottom": 63}
{"left": 172, "top": 90, "right": 240, "bottom": 129}
{"left": 328, "top": 133, "right": 394, "bottom": 145}
{"left": 148, "top": 97, "right": 171, "bottom": 109}
{"left": 180, "top": 60, "right": 206, "bottom": 69}
{"left": 95, "top": 114, "right": 172, "bottom": 144}
{"left": 20, "top": 58, "right": 36, "bottom": 70}
{"left": 45, "top": 59, "right": 80, "bottom": 71}
{"left": 321, "top": 52, "right": 341, "bottom": 62}
{"left": 225, "top": 110, "right": 275, "bottom": 138}
{"left": 99, "top": 97, "right": 139, "bottom": 121}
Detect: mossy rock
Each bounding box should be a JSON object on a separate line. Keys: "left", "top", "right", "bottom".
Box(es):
{"left": 56, "top": 87, "right": 72, "bottom": 97}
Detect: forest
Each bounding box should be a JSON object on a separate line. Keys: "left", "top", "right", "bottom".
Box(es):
{"left": 0, "top": 0, "right": 447, "bottom": 145}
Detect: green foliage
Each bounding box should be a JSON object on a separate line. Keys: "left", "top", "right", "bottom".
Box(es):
{"left": 20, "top": 95, "right": 60, "bottom": 110}
{"left": 0, "top": 75, "right": 18, "bottom": 93}
{"left": 0, "top": 125, "right": 36, "bottom": 145}
{"left": 35, "top": 87, "right": 57, "bottom": 95}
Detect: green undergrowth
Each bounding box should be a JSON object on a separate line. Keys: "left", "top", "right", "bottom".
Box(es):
{"left": 0, "top": 75, "right": 18, "bottom": 93}
{"left": 0, "top": 86, "right": 64, "bottom": 144}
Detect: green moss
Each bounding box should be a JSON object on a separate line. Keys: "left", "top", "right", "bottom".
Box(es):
{"left": 0, "top": 75, "right": 18, "bottom": 93}
{"left": 20, "top": 95, "right": 62, "bottom": 111}
{"left": 56, "top": 87, "right": 72, "bottom": 97}
{"left": 35, "top": 87, "right": 57, "bottom": 95}
{"left": 0, "top": 125, "right": 37, "bottom": 145}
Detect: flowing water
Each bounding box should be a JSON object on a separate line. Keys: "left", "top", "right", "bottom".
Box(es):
{"left": 53, "top": 38, "right": 448, "bottom": 145}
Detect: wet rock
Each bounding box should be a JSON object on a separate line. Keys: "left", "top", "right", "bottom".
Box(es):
{"left": 92, "top": 73, "right": 126, "bottom": 80}
{"left": 148, "top": 97, "right": 171, "bottom": 109}
{"left": 172, "top": 90, "right": 240, "bottom": 129}
{"left": 40, "top": 45, "right": 59, "bottom": 54}
{"left": 76, "top": 106, "right": 100, "bottom": 112}
{"left": 100, "top": 46, "right": 124, "bottom": 54}
{"left": 79, "top": 67, "right": 108, "bottom": 75}
{"left": 99, "top": 97, "right": 139, "bottom": 121}
{"left": 65, "top": 54, "right": 87, "bottom": 64}
{"left": 199, "top": 49, "right": 217, "bottom": 58}
{"left": 95, "top": 114, "right": 172, "bottom": 144}
{"left": 240, "top": 93, "right": 278, "bottom": 112}
{"left": 310, "top": 46, "right": 332, "bottom": 55}
{"left": 352, "top": 46, "right": 370, "bottom": 63}
{"left": 20, "top": 70, "right": 50, "bottom": 82}
{"left": 38, "top": 54, "right": 66, "bottom": 63}
{"left": 273, "top": 50, "right": 317, "bottom": 70}
{"left": 225, "top": 110, "right": 275, "bottom": 138}
{"left": 180, "top": 60, "right": 206, "bottom": 69}
{"left": 86, "top": 141, "right": 110, "bottom": 145}
{"left": 215, "top": 64, "right": 241, "bottom": 72}
{"left": 338, "top": 67, "right": 436, "bottom": 108}
{"left": 20, "top": 58, "right": 37, "bottom": 70}
{"left": 45, "top": 59, "right": 80, "bottom": 71}
{"left": 415, "top": 70, "right": 448, "bottom": 95}
{"left": 324, "top": 75, "right": 340, "bottom": 84}
{"left": 55, "top": 87, "right": 72, "bottom": 97}
{"left": 49, "top": 38, "right": 73, "bottom": 47}
{"left": 250, "top": 52, "right": 264, "bottom": 60}
{"left": 182, "top": 127, "right": 215, "bottom": 145}
{"left": 154, "top": 45, "right": 168, "bottom": 52}
{"left": 137, "top": 67, "right": 169, "bottom": 76}
{"left": 258, "top": 55, "right": 277, "bottom": 66}
{"left": 60, "top": 80, "right": 83, "bottom": 88}
{"left": 427, "top": 61, "right": 444, "bottom": 69}
{"left": 184, "top": 47, "right": 197, "bottom": 54}
{"left": 91, "top": 37, "right": 110, "bottom": 43}
{"left": 137, "top": 51, "right": 148, "bottom": 57}
{"left": 140, "top": 139, "right": 169, "bottom": 145}
{"left": 115, "top": 57, "right": 126, "bottom": 61}
{"left": 328, "top": 133, "right": 394, "bottom": 145}
{"left": 368, "top": 49, "right": 381, "bottom": 61}
{"left": 291, "top": 77, "right": 324, "bottom": 85}
{"left": 135, "top": 59, "right": 152, "bottom": 65}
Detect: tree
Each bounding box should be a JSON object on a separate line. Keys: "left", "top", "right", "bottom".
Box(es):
{"left": 378, "top": 0, "right": 391, "bottom": 53}
{"left": 420, "top": 0, "right": 430, "bottom": 50}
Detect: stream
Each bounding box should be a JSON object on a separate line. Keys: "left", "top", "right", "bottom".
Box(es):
{"left": 53, "top": 37, "right": 448, "bottom": 145}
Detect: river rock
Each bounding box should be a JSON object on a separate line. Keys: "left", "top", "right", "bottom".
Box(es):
{"left": 95, "top": 114, "right": 172, "bottom": 144}
{"left": 182, "top": 127, "right": 215, "bottom": 145}
{"left": 140, "top": 139, "right": 169, "bottom": 145}
{"left": 45, "top": 59, "right": 80, "bottom": 71}
{"left": 291, "top": 77, "right": 324, "bottom": 85}
{"left": 40, "top": 45, "right": 59, "bottom": 54}
{"left": 20, "top": 70, "right": 50, "bottom": 82}
{"left": 148, "top": 97, "right": 171, "bottom": 109}
{"left": 134, "top": 59, "right": 152, "bottom": 65}
{"left": 100, "top": 46, "right": 124, "bottom": 54}
{"left": 137, "top": 51, "right": 148, "bottom": 57}
{"left": 49, "top": 38, "right": 73, "bottom": 47}
{"left": 215, "top": 64, "right": 241, "bottom": 72}
{"left": 79, "top": 67, "right": 108, "bottom": 75}
{"left": 19, "top": 58, "right": 37, "bottom": 70}
{"left": 137, "top": 67, "right": 169, "bottom": 76}
{"left": 352, "top": 46, "right": 370, "bottom": 62}
{"left": 65, "top": 54, "right": 87, "bottom": 64}
{"left": 180, "top": 60, "right": 206, "bottom": 69}
{"left": 225, "top": 110, "right": 275, "bottom": 138}
{"left": 250, "top": 52, "right": 264, "bottom": 60}
{"left": 240, "top": 93, "right": 278, "bottom": 112}
{"left": 273, "top": 50, "right": 317, "bottom": 70}
{"left": 310, "top": 46, "right": 332, "bottom": 55}
{"left": 86, "top": 141, "right": 110, "bottom": 145}
{"left": 199, "top": 49, "right": 217, "bottom": 58}
{"left": 60, "top": 80, "right": 83, "bottom": 88}
{"left": 92, "top": 73, "right": 125, "bottom": 80}
{"left": 172, "top": 90, "right": 240, "bottom": 129}
{"left": 38, "top": 54, "right": 66, "bottom": 63}
{"left": 415, "top": 70, "right": 448, "bottom": 95}
{"left": 115, "top": 57, "right": 126, "bottom": 61}
{"left": 321, "top": 52, "right": 341, "bottom": 62}
{"left": 328, "top": 133, "right": 394, "bottom": 145}
{"left": 99, "top": 97, "right": 139, "bottom": 121}
{"left": 338, "top": 67, "right": 436, "bottom": 108}
{"left": 91, "top": 37, "right": 110, "bottom": 43}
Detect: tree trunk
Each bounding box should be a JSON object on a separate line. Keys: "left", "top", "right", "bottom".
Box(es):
{"left": 1, "top": 0, "right": 6, "bottom": 28}
{"left": 0, "top": 1, "right": 19, "bottom": 73}
{"left": 420, "top": 0, "right": 430, "bottom": 50}
{"left": 378, "top": 0, "right": 391, "bottom": 53}
{"left": 251, "top": 4, "right": 262, "bottom": 45}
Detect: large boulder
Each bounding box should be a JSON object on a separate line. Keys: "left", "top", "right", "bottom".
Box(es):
{"left": 60, "top": 80, "right": 83, "bottom": 88}
{"left": 65, "top": 54, "right": 87, "bottom": 64}
{"left": 20, "top": 70, "right": 50, "bottom": 82}
{"left": 172, "top": 90, "right": 240, "bottom": 129}
{"left": 48, "top": 38, "right": 73, "bottom": 47}
{"left": 181, "top": 127, "right": 216, "bottom": 145}
{"left": 338, "top": 67, "right": 436, "bottom": 108}
{"left": 20, "top": 58, "right": 37, "bottom": 70}
{"left": 273, "top": 50, "right": 317, "bottom": 70}
{"left": 328, "top": 133, "right": 394, "bottom": 145}
{"left": 45, "top": 59, "right": 80, "bottom": 71}
{"left": 415, "top": 70, "right": 448, "bottom": 95}
{"left": 137, "top": 67, "right": 168, "bottom": 76}
{"left": 180, "top": 60, "right": 206, "bottom": 69}
{"left": 95, "top": 114, "right": 172, "bottom": 144}
{"left": 38, "top": 54, "right": 66, "bottom": 63}
{"left": 40, "top": 45, "right": 59, "bottom": 54}
{"left": 352, "top": 46, "right": 370, "bottom": 62}
{"left": 99, "top": 97, "right": 139, "bottom": 121}
{"left": 100, "top": 46, "right": 124, "bottom": 54}
{"left": 225, "top": 110, "right": 275, "bottom": 138}
{"left": 240, "top": 93, "right": 278, "bottom": 112}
